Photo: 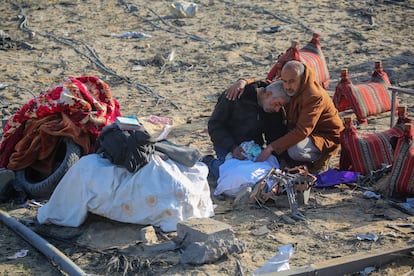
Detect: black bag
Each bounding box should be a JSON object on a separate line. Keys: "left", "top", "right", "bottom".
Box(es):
{"left": 95, "top": 123, "right": 156, "bottom": 172}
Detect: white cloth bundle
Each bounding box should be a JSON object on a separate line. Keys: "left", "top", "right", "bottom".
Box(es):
{"left": 215, "top": 155, "right": 280, "bottom": 197}
{"left": 37, "top": 154, "right": 214, "bottom": 232}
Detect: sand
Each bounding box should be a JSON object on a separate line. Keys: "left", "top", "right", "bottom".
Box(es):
{"left": 0, "top": 0, "right": 414, "bottom": 275}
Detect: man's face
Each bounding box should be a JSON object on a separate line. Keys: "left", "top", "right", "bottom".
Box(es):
{"left": 263, "top": 97, "right": 287, "bottom": 113}
{"left": 281, "top": 67, "right": 301, "bottom": 96}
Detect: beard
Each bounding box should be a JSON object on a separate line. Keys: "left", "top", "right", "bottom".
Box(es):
{"left": 286, "top": 90, "right": 297, "bottom": 96}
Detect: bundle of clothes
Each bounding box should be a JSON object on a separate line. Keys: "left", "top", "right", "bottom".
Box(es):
{"left": 0, "top": 76, "right": 121, "bottom": 173}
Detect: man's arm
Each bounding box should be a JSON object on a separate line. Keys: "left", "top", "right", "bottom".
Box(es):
{"left": 225, "top": 77, "right": 258, "bottom": 100}
{"left": 207, "top": 93, "right": 238, "bottom": 152}
{"left": 270, "top": 94, "right": 324, "bottom": 154}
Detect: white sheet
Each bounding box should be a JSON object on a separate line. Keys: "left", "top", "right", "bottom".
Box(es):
{"left": 215, "top": 155, "right": 280, "bottom": 197}
{"left": 37, "top": 154, "right": 214, "bottom": 232}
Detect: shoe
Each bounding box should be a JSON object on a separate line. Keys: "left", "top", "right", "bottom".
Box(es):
{"left": 201, "top": 154, "right": 215, "bottom": 166}
{"left": 309, "top": 154, "right": 332, "bottom": 174}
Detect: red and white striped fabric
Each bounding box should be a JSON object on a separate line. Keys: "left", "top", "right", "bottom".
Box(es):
{"left": 333, "top": 63, "right": 394, "bottom": 124}
{"left": 390, "top": 124, "right": 414, "bottom": 195}
{"left": 340, "top": 118, "right": 404, "bottom": 175}
{"left": 266, "top": 33, "right": 330, "bottom": 89}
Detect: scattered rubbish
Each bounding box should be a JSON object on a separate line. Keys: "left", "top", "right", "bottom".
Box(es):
{"left": 145, "top": 115, "right": 174, "bottom": 126}
{"left": 140, "top": 115, "right": 174, "bottom": 140}
{"left": 189, "top": 34, "right": 209, "bottom": 43}
{"left": 358, "top": 163, "right": 392, "bottom": 186}
{"left": 167, "top": 49, "right": 176, "bottom": 62}
{"left": 204, "top": 95, "right": 217, "bottom": 102}
{"left": 114, "top": 32, "right": 152, "bottom": 39}
{"left": 393, "top": 198, "right": 414, "bottom": 216}
{"left": 131, "top": 65, "right": 143, "bottom": 71}
{"left": 363, "top": 191, "right": 381, "bottom": 199}
{"left": 155, "top": 124, "right": 174, "bottom": 141}
{"left": 169, "top": 1, "right": 198, "bottom": 18}
{"left": 127, "top": 4, "right": 138, "bottom": 12}
{"left": 262, "top": 26, "right": 284, "bottom": 33}
{"left": 252, "top": 225, "right": 270, "bottom": 236}
{"left": 252, "top": 244, "right": 294, "bottom": 275}
{"left": 21, "top": 199, "right": 43, "bottom": 208}
{"left": 251, "top": 166, "right": 315, "bottom": 221}
{"left": 380, "top": 231, "right": 399, "bottom": 238}
{"left": 356, "top": 233, "right": 378, "bottom": 242}
{"left": 360, "top": 266, "right": 376, "bottom": 275}
{"left": 8, "top": 249, "right": 29, "bottom": 259}
{"left": 0, "top": 30, "right": 10, "bottom": 39}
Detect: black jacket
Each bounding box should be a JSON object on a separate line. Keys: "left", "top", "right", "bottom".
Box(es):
{"left": 208, "top": 81, "right": 287, "bottom": 153}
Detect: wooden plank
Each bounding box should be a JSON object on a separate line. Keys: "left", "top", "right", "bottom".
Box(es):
{"left": 389, "top": 86, "right": 414, "bottom": 95}
{"left": 263, "top": 245, "right": 414, "bottom": 276}
{"left": 388, "top": 86, "right": 414, "bottom": 127}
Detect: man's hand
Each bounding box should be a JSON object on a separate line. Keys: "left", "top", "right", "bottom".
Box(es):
{"left": 255, "top": 146, "right": 273, "bottom": 162}
{"left": 225, "top": 79, "right": 247, "bottom": 100}
{"left": 232, "top": 146, "right": 247, "bottom": 160}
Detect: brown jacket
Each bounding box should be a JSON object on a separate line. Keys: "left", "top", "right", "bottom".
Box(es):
{"left": 269, "top": 64, "right": 344, "bottom": 156}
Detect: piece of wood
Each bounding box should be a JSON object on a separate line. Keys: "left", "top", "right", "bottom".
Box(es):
{"left": 389, "top": 86, "right": 414, "bottom": 127}
{"left": 269, "top": 245, "right": 414, "bottom": 276}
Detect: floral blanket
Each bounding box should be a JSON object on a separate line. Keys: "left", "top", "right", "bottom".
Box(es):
{"left": 0, "top": 76, "right": 121, "bottom": 169}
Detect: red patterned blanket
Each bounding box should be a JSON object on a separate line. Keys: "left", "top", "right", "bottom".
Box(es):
{"left": 0, "top": 76, "right": 121, "bottom": 169}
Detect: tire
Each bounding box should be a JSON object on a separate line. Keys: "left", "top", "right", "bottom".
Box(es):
{"left": 15, "top": 137, "right": 82, "bottom": 199}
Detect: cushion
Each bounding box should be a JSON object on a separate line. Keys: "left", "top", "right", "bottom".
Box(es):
{"left": 266, "top": 33, "right": 330, "bottom": 89}
{"left": 389, "top": 124, "right": 414, "bottom": 195}
{"left": 340, "top": 118, "right": 404, "bottom": 175}
{"left": 333, "top": 63, "right": 393, "bottom": 124}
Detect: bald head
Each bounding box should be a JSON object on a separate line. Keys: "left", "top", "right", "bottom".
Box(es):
{"left": 282, "top": 60, "right": 305, "bottom": 77}
{"left": 281, "top": 60, "right": 305, "bottom": 96}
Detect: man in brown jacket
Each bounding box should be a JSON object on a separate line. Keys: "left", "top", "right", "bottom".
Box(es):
{"left": 254, "top": 60, "right": 344, "bottom": 173}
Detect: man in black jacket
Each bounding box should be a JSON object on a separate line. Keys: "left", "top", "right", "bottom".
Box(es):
{"left": 203, "top": 80, "right": 289, "bottom": 179}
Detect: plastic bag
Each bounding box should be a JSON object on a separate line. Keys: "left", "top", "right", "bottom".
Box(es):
{"left": 252, "top": 244, "right": 294, "bottom": 275}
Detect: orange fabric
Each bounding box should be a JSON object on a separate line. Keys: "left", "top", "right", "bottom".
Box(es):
{"left": 269, "top": 64, "right": 344, "bottom": 156}
{"left": 8, "top": 113, "right": 90, "bottom": 173}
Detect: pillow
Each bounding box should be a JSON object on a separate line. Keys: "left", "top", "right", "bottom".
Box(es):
{"left": 339, "top": 117, "right": 404, "bottom": 175}
{"left": 266, "top": 33, "right": 330, "bottom": 89}
{"left": 333, "top": 62, "right": 393, "bottom": 124}
{"left": 389, "top": 123, "right": 414, "bottom": 195}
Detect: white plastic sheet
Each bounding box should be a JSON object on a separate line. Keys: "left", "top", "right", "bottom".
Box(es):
{"left": 215, "top": 155, "right": 280, "bottom": 197}
{"left": 37, "top": 154, "right": 214, "bottom": 232}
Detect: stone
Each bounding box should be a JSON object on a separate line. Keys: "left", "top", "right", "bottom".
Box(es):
{"left": 180, "top": 239, "right": 245, "bottom": 264}
{"left": 176, "top": 217, "right": 234, "bottom": 247}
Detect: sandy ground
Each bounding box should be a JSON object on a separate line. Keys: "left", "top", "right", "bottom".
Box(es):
{"left": 1, "top": 0, "right": 414, "bottom": 275}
